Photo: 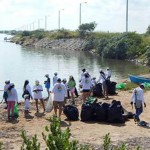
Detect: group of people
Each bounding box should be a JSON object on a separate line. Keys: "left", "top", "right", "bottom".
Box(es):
{"left": 2, "top": 68, "right": 112, "bottom": 120}
{"left": 2, "top": 67, "right": 146, "bottom": 122}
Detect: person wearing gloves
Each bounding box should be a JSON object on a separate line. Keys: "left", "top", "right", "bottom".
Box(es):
{"left": 33, "top": 80, "right": 45, "bottom": 112}
{"left": 52, "top": 78, "right": 67, "bottom": 119}
{"left": 7, "top": 83, "right": 18, "bottom": 120}
{"left": 130, "top": 84, "right": 146, "bottom": 122}
{"left": 44, "top": 74, "right": 51, "bottom": 98}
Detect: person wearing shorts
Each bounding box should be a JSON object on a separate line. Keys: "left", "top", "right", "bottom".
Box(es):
{"left": 80, "top": 73, "right": 92, "bottom": 102}
{"left": 33, "top": 80, "right": 45, "bottom": 112}
{"left": 52, "top": 78, "right": 67, "bottom": 119}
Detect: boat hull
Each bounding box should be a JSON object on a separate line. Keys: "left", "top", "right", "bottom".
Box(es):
{"left": 129, "top": 75, "right": 150, "bottom": 84}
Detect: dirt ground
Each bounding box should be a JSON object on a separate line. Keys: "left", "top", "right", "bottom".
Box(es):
{"left": 0, "top": 90, "right": 150, "bottom": 150}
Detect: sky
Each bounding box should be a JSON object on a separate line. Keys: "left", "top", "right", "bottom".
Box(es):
{"left": 0, "top": 0, "right": 149, "bottom": 33}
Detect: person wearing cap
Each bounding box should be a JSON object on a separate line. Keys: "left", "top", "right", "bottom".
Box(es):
{"left": 7, "top": 83, "right": 18, "bottom": 120}
{"left": 97, "top": 70, "right": 108, "bottom": 99}
{"left": 80, "top": 72, "right": 92, "bottom": 101}
{"left": 3, "top": 80, "right": 10, "bottom": 109}
{"left": 131, "top": 84, "right": 146, "bottom": 122}
{"left": 44, "top": 74, "right": 51, "bottom": 98}
{"left": 53, "top": 72, "right": 58, "bottom": 86}
{"left": 106, "top": 67, "right": 112, "bottom": 80}
{"left": 52, "top": 78, "right": 67, "bottom": 119}
{"left": 33, "top": 80, "right": 45, "bottom": 112}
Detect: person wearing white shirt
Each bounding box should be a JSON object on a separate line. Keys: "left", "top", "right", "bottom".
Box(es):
{"left": 52, "top": 78, "right": 67, "bottom": 119}
{"left": 131, "top": 84, "right": 146, "bottom": 122}
{"left": 53, "top": 72, "right": 58, "bottom": 86}
{"left": 7, "top": 83, "right": 18, "bottom": 120}
{"left": 33, "top": 80, "right": 45, "bottom": 112}
{"left": 80, "top": 73, "right": 92, "bottom": 101}
{"left": 106, "top": 67, "right": 112, "bottom": 80}
{"left": 97, "top": 70, "right": 108, "bottom": 99}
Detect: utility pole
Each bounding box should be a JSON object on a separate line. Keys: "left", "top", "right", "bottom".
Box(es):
{"left": 126, "top": 0, "right": 128, "bottom": 32}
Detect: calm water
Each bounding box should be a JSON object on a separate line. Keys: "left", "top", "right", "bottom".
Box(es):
{"left": 0, "top": 34, "right": 148, "bottom": 100}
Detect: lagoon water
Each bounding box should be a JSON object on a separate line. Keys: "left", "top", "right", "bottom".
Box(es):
{"left": 0, "top": 34, "right": 148, "bottom": 100}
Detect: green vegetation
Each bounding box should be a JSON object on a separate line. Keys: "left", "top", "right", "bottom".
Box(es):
{"left": 21, "top": 115, "right": 91, "bottom": 150}
{"left": 0, "top": 142, "right": 2, "bottom": 150}
{"left": 7, "top": 23, "right": 150, "bottom": 64}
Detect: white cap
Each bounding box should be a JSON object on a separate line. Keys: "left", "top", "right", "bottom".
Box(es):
{"left": 107, "top": 67, "right": 110, "bottom": 70}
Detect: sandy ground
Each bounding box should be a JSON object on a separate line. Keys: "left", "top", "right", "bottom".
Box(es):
{"left": 0, "top": 90, "right": 150, "bottom": 150}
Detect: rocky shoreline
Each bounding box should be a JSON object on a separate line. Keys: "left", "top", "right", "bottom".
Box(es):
{"left": 10, "top": 36, "right": 91, "bottom": 52}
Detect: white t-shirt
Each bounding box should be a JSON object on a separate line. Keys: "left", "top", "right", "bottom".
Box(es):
{"left": 53, "top": 76, "right": 58, "bottom": 86}
{"left": 7, "top": 88, "right": 18, "bottom": 102}
{"left": 131, "top": 87, "right": 144, "bottom": 103}
{"left": 25, "top": 84, "right": 32, "bottom": 97}
{"left": 52, "top": 83, "right": 67, "bottom": 101}
{"left": 80, "top": 77, "right": 92, "bottom": 90}
{"left": 33, "top": 85, "right": 43, "bottom": 99}
{"left": 106, "top": 70, "right": 112, "bottom": 78}
{"left": 97, "top": 73, "right": 106, "bottom": 83}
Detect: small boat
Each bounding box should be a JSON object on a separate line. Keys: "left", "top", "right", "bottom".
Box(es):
{"left": 129, "top": 74, "right": 150, "bottom": 84}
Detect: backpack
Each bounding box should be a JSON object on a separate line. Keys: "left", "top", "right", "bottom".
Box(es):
{"left": 63, "top": 105, "right": 79, "bottom": 121}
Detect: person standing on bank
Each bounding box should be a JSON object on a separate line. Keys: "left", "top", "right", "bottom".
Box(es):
{"left": 80, "top": 73, "right": 92, "bottom": 102}
{"left": 7, "top": 83, "right": 18, "bottom": 120}
{"left": 97, "top": 70, "right": 108, "bottom": 99}
{"left": 131, "top": 84, "right": 146, "bottom": 122}
{"left": 44, "top": 74, "right": 51, "bottom": 98}
{"left": 3, "top": 80, "right": 10, "bottom": 109}
{"left": 68, "top": 76, "right": 76, "bottom": 104}
{"left": 33, "top": 80, "right": 45, "bottom": 112}
{"left": 52, "top": 78, "right": 67, "bottom": 119}
{"left": 53, "top": 72, "right": 58, "bottom": 86}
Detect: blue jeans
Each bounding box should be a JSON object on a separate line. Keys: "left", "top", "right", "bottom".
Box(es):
{"left": 135, "top": 106, "right": 143, "bottom": 120}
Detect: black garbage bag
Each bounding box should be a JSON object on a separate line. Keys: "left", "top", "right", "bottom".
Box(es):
{"left": 107, "top": 81, "right": 117, "bottom": 95}
{"left": 107, "top": 100, "right": 125, "bottom": 123}
{"left": 94, "top": 102, "right": 109, "bottom": 122}
{"left": 63, "top": 105, "right": 79, "bottom": 121}
{"left": 93, "top": 83, "right": 103, "bottom": 97}
{"left": 81, "top": 102, "right": 95, "bottom": 122}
